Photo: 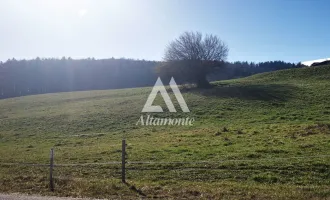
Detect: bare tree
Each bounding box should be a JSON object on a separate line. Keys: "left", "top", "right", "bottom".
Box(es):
{"left": 160, "top": 31, "right": 229, "bottom": 88}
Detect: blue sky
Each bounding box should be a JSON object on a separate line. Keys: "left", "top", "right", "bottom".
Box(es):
{"left": 0, "top": 0, "right": 329, "bottom": 63}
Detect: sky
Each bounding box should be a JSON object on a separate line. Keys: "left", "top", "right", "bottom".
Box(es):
{"left": 0, "top": 0, "right": 329, "bottom": 63}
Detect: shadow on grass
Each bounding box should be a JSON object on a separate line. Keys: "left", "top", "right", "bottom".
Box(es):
{"left": 124, "top": 182, "right": 147, "bottom": 197}
{"left": 182, "top": 83, "right": 299, "bottom": 102}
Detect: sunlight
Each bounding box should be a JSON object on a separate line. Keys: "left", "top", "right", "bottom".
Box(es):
{"left": 34, "top": 0, "right": 131, "bottom": 19}
{"left": 33, "top": 0, "right": 89, "bottom": 18}
{"left": 78, "top": 9, "right": 88, "bottom": 17}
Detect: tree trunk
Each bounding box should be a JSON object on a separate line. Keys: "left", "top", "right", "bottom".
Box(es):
{"left": 196, "top": 76, "right": 211, "bottom": 88}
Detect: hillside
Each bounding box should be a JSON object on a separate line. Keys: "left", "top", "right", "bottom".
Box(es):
{"left": 0, "top": 58, "right": 301, "bottom": 100}
{"left": 0, "top": 66, "right": 330, "bottom": 199}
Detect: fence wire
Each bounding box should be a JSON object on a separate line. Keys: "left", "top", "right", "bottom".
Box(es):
{"left": 1, "top": 154, "right": 329, "bottom": 167}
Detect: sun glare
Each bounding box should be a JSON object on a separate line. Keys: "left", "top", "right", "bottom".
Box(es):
{"left": 35, "top": 0, "right": 89, "bottom": 18}
{"left": 78, "top": 9, "right": 88, "bottom": 17}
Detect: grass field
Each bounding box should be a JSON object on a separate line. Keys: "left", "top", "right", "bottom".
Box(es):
{"left": 0, "top": 66, "right": 330, "bottom": 199}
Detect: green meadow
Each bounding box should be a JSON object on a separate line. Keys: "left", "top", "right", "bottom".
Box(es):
{"left": 0, "top": 66, "right": 330, "bottom": 199}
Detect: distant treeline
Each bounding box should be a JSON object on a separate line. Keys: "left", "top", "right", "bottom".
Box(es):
{"left": 311, "top": 60, "right": 330, "bottom": 67}
{"left": 0, "top": 58, "right": 303, "bottom": 99}
{"left": 209, "top": 61, "right": 304, "bottom": 81}
{"left": 0, "top": 57, "right": 158, "bottom": 99}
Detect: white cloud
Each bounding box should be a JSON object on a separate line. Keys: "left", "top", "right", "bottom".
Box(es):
{"left": 302, "top": 58, "right": 330, "bottom": 66}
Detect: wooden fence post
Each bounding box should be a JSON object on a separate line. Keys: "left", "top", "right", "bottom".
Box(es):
{"left": 121, "top": 139, "right": 126, "bottom": 183}
{"left": 49, "top": 148, "right": 54, "bottom": 191}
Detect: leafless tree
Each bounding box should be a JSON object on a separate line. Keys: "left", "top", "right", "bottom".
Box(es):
{"left": 161, "top": 31, "right": 229, "bottom": 88}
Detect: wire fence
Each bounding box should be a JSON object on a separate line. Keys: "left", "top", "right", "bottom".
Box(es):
{"left": 1, "top": 139, "right": 330, "bottom": 191}
{"left": 2, "top": 154, "right": 330, "bottom": 167}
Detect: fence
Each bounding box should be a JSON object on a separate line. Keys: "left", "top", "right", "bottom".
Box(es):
{"left": 1, "top": 139, "right": 330, "bottom": 192}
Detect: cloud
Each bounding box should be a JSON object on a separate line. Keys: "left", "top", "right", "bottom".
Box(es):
{"left": 302, "top": 58, "right": 330, "bottom": 66}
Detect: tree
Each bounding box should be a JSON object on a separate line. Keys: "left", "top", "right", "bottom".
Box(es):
{"left": 0, "top": 56, "right": 303, "bottom": 99}
{"left": 159, "top": 31, "right": 229, "bottom": 88}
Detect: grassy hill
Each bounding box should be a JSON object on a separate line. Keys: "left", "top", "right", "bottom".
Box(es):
{"left": 0, "top": 66, "right": 330, "bottom": 199}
